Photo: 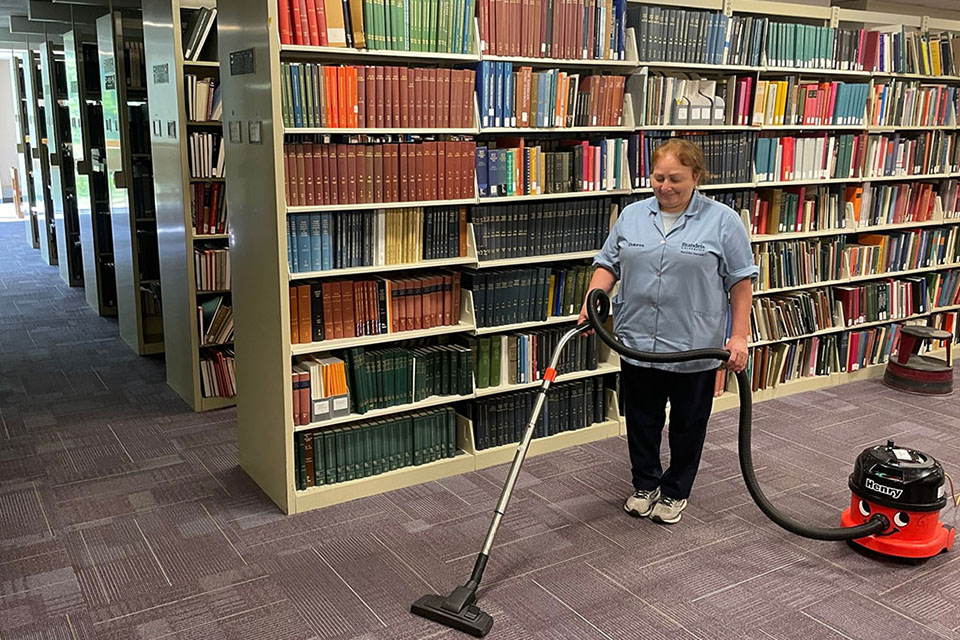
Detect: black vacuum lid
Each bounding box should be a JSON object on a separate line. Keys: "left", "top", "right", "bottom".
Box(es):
{"left": 848, "top": 440, "right": 947, "bottom": 511}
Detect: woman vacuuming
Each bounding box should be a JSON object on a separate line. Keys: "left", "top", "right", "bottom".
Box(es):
{"left": 579, "top": 138, "right": 758, "bottom": 524}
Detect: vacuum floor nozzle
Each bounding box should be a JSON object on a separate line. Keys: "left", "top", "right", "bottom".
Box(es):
{"left": 411, "top": 593, "right": 494, "bottom": 637}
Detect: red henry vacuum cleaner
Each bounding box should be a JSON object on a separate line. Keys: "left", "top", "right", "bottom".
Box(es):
{"left": 411, "top": 289, "right": 956, "bottom": 637}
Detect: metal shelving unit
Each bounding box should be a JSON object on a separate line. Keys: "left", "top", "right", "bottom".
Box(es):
{"left": 97, "top": 11, "right": 164, "bottom": 355}
{"left": 20, "top": 50, "right": 58, "bottom": 266}
{"left": 144, "top": 0, "right": 234, "bottom": 411}
{"left": 39, "top": 41, "right": 83, "bottom": 288}
{"left": 10, "top": 55, "right": 39, "bottom": 250}
{"left": 65, "top": 29, "right": 118, "bottom": 317}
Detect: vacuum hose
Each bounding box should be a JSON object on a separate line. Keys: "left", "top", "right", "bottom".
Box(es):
{"left": 585, "top": 289, "right": 889, "bottom": 541}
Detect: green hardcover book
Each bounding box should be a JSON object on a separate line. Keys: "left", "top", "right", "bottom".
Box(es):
{"left": 369, "top": 422, "right": 380, "bottom": 476}
{"left": 362, "top": 425, "right": 374, "bottom": 477}
{"left": 446, "top": 408, "right": 456, "bottom": 458}
{"left": 450, "top": 0, "right": 462, "bottom": 55}
{"left": 490, "top": 336, "right": 502, "bottom": 387}
{"left": 374, "top": 0, "right": 387, "bottom": 50}
{"left": 409, "top": 0, "right": 420, "bottom": 51}
{"left": 387, "top": 419, "right": 398, "bottom": 470}
{"left": 342, "top": 427, "right": 354, "bottom": 480}
{"left": 333, "top": 428, "right": 346, "bottom": 482}
{"left": 352, "top": 426, "right": 364, "bottom": 479}
{"left": 324, "top": 431, "right": 337, "bottom": 484}
{"left": 280, "top": 63, "right": 292, "bottom": 127}
{"left": 312, "top": 432, "right": 325, "bottom": 486}
{"left": 432, "top": 411, "right": 442, "bottom": 462}
{"left": 477, "top": 337, "right": 491, "bottom": 388}
{"left": 379, "top": 421, "right": 391, "bottom": 474}
{"left": 295, "top": 433, "right": 305, "bottom": 490}
{"left": 439, "top": 347, "right": 450, "bottom": 396}
{"left": 429, "top": 0, "right": 439, "bottom": 52}
{"left": 393, "top": 0, "right": 406, "bottom": 50}
{"left": 412, "top": 415, "right": 423, "bottom": 465}
{"left": 302, "top": 65, "right": 315, "bottom": 128}
{"left": 363, "top": 0, "right": 377, "bottom": 50}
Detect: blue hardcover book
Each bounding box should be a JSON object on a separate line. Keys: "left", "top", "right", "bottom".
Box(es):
{"left": 489, "top": 148, "right": 501, "bottom": 196}
{"left": 476, "top": 145, "right": 489, "bottom": 196}
{"left": 290, "top": 64, "right": 303, "bottom": 128}
{"left": 320, "top": 213, "right": 333, "bottom": 271}
{"left": 486, "top": 61, "right": 496, "bottom": 128}
{"left": 477, "top": 62, "right": 488, "bottom": 127}
{"left": 494, "top": 62, "right": 504, "bottom": 127}
{"left": 287, "top": 214, "right": 295, "bottom": 272}
{"left": 289, "top": 214, "right": 299, "bottom": 272}
{"left": 504, "top": 63, "right": 513, "bottom": 127}
{"left": 297, "top": 213, "right": 312, "bottom": 272}
{"left": 461, "top": 0, "right": 474, "bottom": 54}
{"left": 309, "top": 213, "right": 323, "bottom": 272}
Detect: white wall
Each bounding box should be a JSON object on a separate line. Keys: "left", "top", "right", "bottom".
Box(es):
{"left": 0, "top": 56, "right": 21, "bottom": 202}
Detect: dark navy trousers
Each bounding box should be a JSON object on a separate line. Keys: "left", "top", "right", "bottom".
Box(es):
{"left": 620, "top": 360, "right": 715, "bottom": 500}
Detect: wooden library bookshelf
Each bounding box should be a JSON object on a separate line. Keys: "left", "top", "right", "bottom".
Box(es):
{"left": 97, "top": 12, "right": 165, "bottom": 356}
{"left": 10, "top": 55, "right": 40, "bottom": 251}
{"left": 219, "top": 0, "right": 960, "bottom": 514}
{"left": 65, "top": 29, "right": 118, "bottom": 318}
{"left": 144, "top": 0, "right": 235, "bottom": 411}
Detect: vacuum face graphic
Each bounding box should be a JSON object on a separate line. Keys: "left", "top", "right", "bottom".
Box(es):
{"left": 841, "top": 440, "right": 955, "bottom": 559}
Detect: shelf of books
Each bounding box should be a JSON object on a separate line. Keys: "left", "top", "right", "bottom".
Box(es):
{"left": 220, "top": 0, "right": 633, "bottom": 513}
{"left": 97, "top": 12, "right": 165, "bottom": 356}
{"left": 39, "top": 41, "right": 84, "bottom": 289}
{"left": 64, "top": 30, "right": 118, "bottom": 318}
{"left": 10, "top": 55, "right": 40, "bottom": 251}
{"left": 20, "top": 50, "right": 58, "bottom": 267}
{"left": 143, "top": 0, "right": 232, "bottom": 411}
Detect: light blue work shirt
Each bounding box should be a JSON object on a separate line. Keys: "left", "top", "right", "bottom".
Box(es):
{"left": 593, "top": 191, "right": 758, "bottom": 373}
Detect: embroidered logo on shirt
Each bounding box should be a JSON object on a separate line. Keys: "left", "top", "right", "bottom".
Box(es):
{"left": 626, "top": 242, "right": 645, "bottom": 248}
{"left": 680, "top": 242, "right": 707, "bottom": 256}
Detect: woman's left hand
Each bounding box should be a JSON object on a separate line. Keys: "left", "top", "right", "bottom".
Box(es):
{"left": 723, "top": 335, "right": 749, "bottom": 372}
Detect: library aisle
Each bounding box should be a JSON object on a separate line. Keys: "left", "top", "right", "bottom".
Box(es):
{"left": 2, "top": 219, "right": 960, "bottom": 638}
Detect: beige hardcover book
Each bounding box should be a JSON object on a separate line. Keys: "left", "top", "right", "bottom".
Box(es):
{"left": 323, "top": 0, "right": 348, "bottom": 47}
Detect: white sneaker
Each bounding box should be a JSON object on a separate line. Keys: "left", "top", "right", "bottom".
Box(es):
{"left": 650, "top": 495, "right": 687, "bottom": 524}
{"left": 624, "top": 487, "right": 660, "bottom": 518}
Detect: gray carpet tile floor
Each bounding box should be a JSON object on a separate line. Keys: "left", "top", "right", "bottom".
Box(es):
{"left": 2, "top": 219, "right": 960, "bottom": 639}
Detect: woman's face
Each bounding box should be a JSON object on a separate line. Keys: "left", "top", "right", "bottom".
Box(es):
{"left": 651, "top": 154, "right": 698, "bottom": 213}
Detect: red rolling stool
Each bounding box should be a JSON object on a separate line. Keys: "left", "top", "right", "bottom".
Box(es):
{"left": 883, "top": 325, "right": 954, "bottom": 395}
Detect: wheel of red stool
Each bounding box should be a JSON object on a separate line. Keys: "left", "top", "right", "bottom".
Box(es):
{"left": 883, "top": 325, "right": 954, "bottom": 395}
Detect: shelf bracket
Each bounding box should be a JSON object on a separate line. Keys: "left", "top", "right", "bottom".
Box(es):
{"left": 920, "top": 15, "right": 929, "bottom": 32}
{"left": 723, "top": 0, "right": 733, "bottom": 18}
{"left": 829, "top": 6, "right": 840, "bottom": 29}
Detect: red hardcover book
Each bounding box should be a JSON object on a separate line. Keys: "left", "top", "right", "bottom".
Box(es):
{"left": 383, "top": 66, "right": 393, "bottom": 128}
{"left": 400, "top": 145, "right": 410, "bottom": 201}
{"left": 295, "top": 143, "right": 307, "bottom": 205}
{"left": 428, "top": 68, "right": 438, "bottom": 129}
{"left": 315, "top": 0, "right": 329, "bottom": 45}
{"left": 290, "top": 0, "right": 305, "bottom": 45}
{"left": 283, "top": 145, "right": 293, "bottom": 205}
{"left": 363, "top": 145, "right": 374, "bottom": 203}
{"left": 340, "top": 281, "right": 356, "bottom": 338}
{"left": 375, "top": 66, "right": 385, "bottom": 128}
{"left": 304, "top": 0, "right": 321, "bottom": 45}
{"left": 365, "top": 66, "right": 376, "bottom": 127}
{"left": 297, "top": 0, "right": 311, "bottom": 45}
{"left": 278, "top": 0, "right": 294, "bottom": 44}
{"left": 437, "top": 141, "right": 447, "bottom": 200}
{"left": 298, "top": 284, "right": 312, "bottom": 343}
{"left": 319, "top": 144, "right": 332, "bottom": 205}
{"left": 356, "top": 68, "right": 365, "bottom": 127}
{"left": 374, "top": 145, "right": 384, "bottom": 203}
{"left": 303, "top": 144, "right": 316, "bottom": 206}
{"left": 336, "top": 143, "right": 349, "bottom": 204}
{"left": 479, "top": 0, "right": 491, "bottom": 54}
{"left": 415, "top": 144, "right": 425, "bottom": 201}
{"left": 347, "top": 67, "right": 358, "bottom": 128}
{"left": 391, "top": 66, "right": 400, "bottom": 129}
{"left": 399, "top": 67, "right": 409, "bottom": 128}
{"left": 347, "top": 145, "right": 358, "bottom": 204}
